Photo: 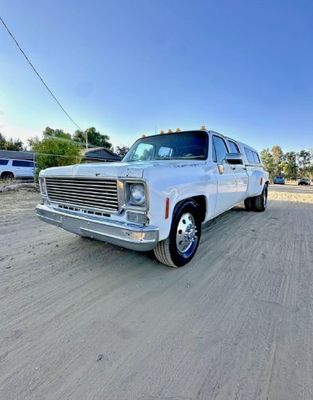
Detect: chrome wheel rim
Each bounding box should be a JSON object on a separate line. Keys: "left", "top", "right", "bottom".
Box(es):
{"left": 176, "top": 213, "right": 198, "bottom": 254}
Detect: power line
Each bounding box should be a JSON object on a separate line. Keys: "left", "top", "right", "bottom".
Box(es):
{"left": 0, "top": 15, "right": 82, "bottom": 131}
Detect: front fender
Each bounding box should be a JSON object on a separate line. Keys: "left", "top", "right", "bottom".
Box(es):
{"left": 146, "top": 163, "right": 217, "bottom": 241}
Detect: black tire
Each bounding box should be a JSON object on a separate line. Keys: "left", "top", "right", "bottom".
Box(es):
{"left": 153, "top": 200, "right": 202, "bottom": 267}
{"left": 254, "top": 183, "right": 268, "bottom": 212}
{"left": 245, "top": 183, "right": 268, "bottom": 212}
{"left": 1, "top": 172, "right": 14, "bottom": 180}
{"left": 244, "top": 197, "right": 255, "bottom": 211}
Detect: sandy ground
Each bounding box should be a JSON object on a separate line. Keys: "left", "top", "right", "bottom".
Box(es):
{"left": 0, "top": 185, "right": 313, "bottom": 400}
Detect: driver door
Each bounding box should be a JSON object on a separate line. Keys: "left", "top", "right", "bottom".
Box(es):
{"left": 212, "top": 135, "right": 237, "bottom": 215}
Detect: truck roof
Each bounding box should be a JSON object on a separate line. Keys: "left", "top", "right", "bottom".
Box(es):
{"left": 136, "top": 129, "right": 260, "bottom": 155}
{"left": 209, "top": 131, "right": 259, "bottom": 155}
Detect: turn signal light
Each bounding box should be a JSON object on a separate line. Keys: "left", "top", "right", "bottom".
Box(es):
{"left": 165, "top": 197, "right": 170, "bottom": 219}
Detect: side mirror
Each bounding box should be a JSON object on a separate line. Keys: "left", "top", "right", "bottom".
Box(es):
{"left": 224, "top": 153, "right": 244, "bottom": 165}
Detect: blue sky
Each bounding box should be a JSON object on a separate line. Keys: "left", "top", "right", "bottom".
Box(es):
{"left": 1, "top": 0, "right": 312, "bottom": 151}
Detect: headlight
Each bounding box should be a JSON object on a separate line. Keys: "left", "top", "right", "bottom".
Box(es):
{"left": 128, "top": 183, "right": 146, "bottom": 206}
{"left": 39, "top": 177, "right": 47, "bottom": 195}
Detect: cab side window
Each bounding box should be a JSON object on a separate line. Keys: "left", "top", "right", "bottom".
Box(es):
{"left": 212, "top": 135, "right": 229, "bottom": 163}
{"left": 227, "top": 140, "right": 240, "bottom": 153}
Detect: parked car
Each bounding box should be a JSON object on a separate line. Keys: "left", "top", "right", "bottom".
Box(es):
{"left": 273, "top": 176, "right": 285, "bottom": 184}
{"left": 0, "top": 159, "right": 35, "bottom": 180}
{"left": 36, "top": 129, "right": 269, "bottom": 267}
{"left": 298, "top": 177, "right": 311, "bottom": 186}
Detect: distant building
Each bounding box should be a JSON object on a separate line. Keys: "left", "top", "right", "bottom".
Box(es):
{"left": 82, "top": 147, "right": 121, "bottom": 163}
{"left": 0, "top": 150, "right": 34, "bottom": 161}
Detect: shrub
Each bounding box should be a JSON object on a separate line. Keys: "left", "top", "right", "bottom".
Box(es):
{"left": 32, "top": 137, "right": 81, "bottom": 180}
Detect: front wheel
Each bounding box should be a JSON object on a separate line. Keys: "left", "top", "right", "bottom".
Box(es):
{"left": 153, "top": 200, "right": 202, "bottom": 267}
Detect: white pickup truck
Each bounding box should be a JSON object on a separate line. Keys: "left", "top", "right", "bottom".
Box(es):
{"left": 36, "top": 129, "right": 269, "bottom": 267}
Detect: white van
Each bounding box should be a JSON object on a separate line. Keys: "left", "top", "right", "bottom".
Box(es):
{"left": 0, "top": 159, "right": 35, "bottom": 180}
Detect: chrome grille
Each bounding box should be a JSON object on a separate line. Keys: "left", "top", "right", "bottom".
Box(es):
{"left": 45, "top": 177, "right": 119, "bottom": 212}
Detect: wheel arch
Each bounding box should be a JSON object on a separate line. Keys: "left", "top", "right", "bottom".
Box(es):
{"left": 1, "top": 171, "right": 15, "bottom": 179}
{"left": 173, "top": 195, "right": 207, "bottom": 223}
{"left": 154, "top": 196, "right": 203, "bottom": 267}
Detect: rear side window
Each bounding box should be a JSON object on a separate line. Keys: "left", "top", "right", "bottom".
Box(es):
{"left": 244, "top": 148, "right": 261, "bottom": 164}
{"left": 253, "top": 152, "right": 261, "bottom": 164}
{"left": 212, "top": 136, "right": 229, "bottom": 163}
{"left": 12, "top": 160, "right": 34, "bottom": 167}
{"left": 227, "top": 140, "right": 240, "bottom": 153}
{"left": 244, "top": 148, "right": 255, "bottom": 163}
{"left": 0, "top": 159, "right": 9, "bottom": 165}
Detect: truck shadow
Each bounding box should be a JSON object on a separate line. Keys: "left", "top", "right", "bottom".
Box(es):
{"left": 70, "top": 198, "right": 310, "bottom": 273}
{"left": 73, "top": 203, "right": 262, "bottom": 272}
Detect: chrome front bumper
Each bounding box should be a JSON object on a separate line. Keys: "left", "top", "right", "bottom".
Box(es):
{"left": 36, "top": 204, "right": 159, "bottom": 251}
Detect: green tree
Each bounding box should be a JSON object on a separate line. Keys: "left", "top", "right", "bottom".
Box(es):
{"left": 115, "top": 145, "right": 129, "bottom": 157}
{"left": 260, "top": 149, "right": 275, "bottom": 179}
{"left": 297, "top": 150, "right": 311, "bottom": 170}
{"left": 282, "top": 152, "right": 298, "bottom": 180}
{"left": 5, "top": 138, "right": 24, "bottom": 151}
{"left": 0, "top": 132, "right": 24, "bottom": 151}
{"left": 271, "top": 145, "right": 283, "bottom": 164}
{"left": 308, "top": 148, "right": 313, "bottom": 178}
{"left": 27, "top": 136, "right": 40, "bottom": 148}
{"left": 73, "top": 127, "right": 112, "bottom": 149}
{"left": 31, "top": 137, "right": 81, "bottom": 179}
{"left": 0, "top": 133, "right": 7, "bottom": 149}
{"left": 271, "top": 145, "right": 284, "bottom": 175}
{"left": 43, "top": 126, "right": 72, "bottom": 140}
{"left": 297, "top": 149, "right": 313, "bottom": 178}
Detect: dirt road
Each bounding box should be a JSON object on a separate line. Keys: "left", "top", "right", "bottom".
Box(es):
{"left": 1, "top": 186, "right": 313, "bottom": 400}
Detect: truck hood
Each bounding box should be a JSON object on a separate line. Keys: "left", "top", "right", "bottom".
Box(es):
{"left": 40, "top": 160, "right": 206, "bottom": 180}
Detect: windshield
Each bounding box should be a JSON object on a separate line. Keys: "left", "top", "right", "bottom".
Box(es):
{"left": 123, "top": 131, "right": 208, "bottom": 162}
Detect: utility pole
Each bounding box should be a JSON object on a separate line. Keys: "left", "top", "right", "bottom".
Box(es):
{"left": 85, "top": 129, "right": 88, "bottom": 149}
